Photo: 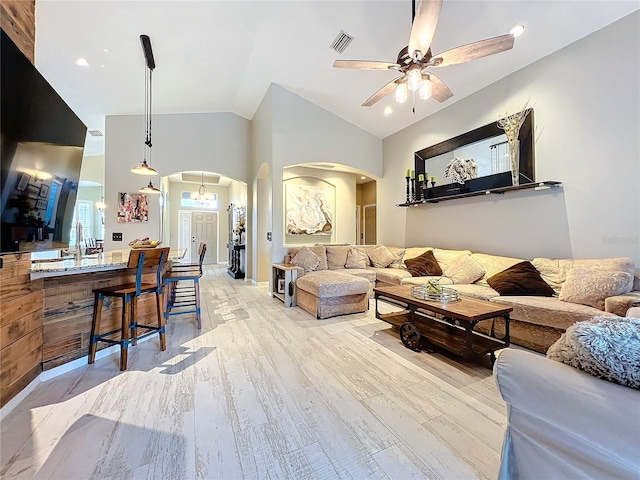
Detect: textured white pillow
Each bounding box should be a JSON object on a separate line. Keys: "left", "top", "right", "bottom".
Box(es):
{"left": 547, "top": 316, "right": 640, "bottom": 388}
{"left": 444, "top": 254, "right": 485, "bottom": 284}
{"left": 345, "top": 248, "right": 369, "bottom": 269}
{"left": 367, "top": 245, "right": 395, "bottom": 268}
{"left": 291, "top": 246, "right": 320, "bottom": 273}
{"left": 559, "top": 266, "right": 633, "bottom": 310}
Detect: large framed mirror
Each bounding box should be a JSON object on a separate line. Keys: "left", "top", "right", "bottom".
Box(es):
{"left": 414, "top": 109, "right": 534, "bottom": 200}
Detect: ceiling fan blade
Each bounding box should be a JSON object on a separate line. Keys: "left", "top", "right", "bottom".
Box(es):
{"left": 427, "top": 73, "right": 453, "bottom": 103}
{"left": 362, "top": 77, "right": 403, "bottom": 106}
{"left": 408, "top": 0, "right": 443, "bottom": 60}
{"left": 431, "top": 34, "right": 515, "bottom": 67}
{"left": 333, "top": 60, "right": 400, "bottom": 70}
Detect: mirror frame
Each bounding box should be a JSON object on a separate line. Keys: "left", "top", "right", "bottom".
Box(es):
{"left": 414, "top": 109, "right": 534, "bottom": 199}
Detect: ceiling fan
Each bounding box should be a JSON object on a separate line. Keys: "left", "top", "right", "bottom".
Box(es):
{"left": 334, "top": 0, "right": 518, "bottom": 108}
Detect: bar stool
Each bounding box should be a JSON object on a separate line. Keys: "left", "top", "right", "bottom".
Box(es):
{"left": 163, "top": 243, "right": 207, "bottom": 329}
{"left": 88, "top": 247, "right": 170, "bottom": 370}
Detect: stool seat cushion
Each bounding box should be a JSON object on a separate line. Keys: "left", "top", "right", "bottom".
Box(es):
{"left": 297, "top": 271, "right": 369, "bottom": 298}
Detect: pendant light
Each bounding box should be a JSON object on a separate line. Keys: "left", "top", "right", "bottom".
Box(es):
{"left": 191, "top": 172, "right": 213, "bottom": 203}
{"left": 135, "top": 35, "right": 161, "bottom": 193}
{"left": 132, "top": 35, "right": 160, "bottom": 186}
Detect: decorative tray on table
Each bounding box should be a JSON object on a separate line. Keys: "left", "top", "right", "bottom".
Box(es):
{"left": 411, "top": 284, "right": 460, "bottom": 302}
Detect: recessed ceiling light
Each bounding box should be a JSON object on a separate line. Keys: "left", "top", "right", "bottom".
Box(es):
{"left": 510, "top": 24, "right": 525, "bottom": 37}
{"left": 384, "top": 106, "right": 392, "bottom": 116}
{"left": 360, "top": 176, "right": 366, "bottom": 180}
{"left": 103, "top": 49, "right": 109, "bottom": 53}
{"left": 75, "top": 58, "right": 89, "bottom": 67}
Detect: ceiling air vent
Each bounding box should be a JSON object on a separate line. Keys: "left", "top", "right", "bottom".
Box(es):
{"left": 330, "top": 30, "right": 353, "bottom": 54}
{"left": 88, "top": 129, "right": 103, "bottom": 137}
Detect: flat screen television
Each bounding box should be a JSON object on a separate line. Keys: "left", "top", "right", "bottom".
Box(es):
{"left": 1, "top": 29, "right": 87, "bottom": 254}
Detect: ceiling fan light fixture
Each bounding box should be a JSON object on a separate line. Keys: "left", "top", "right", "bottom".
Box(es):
{"left": 510, "top": 24, "right": 525, "bottom": 37}
{"left": 407, "top": 67, "right": 422, "bottom": 91}
{"left": 395, "top": 82, "right": 408, "bottom": 104}
{"left": 419, "top": 76, "right": 432, "bottom": 100}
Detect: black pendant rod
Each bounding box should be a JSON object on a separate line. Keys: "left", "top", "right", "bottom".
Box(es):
{"left": 140, "top": 34, "right": 155, "bottom": 70}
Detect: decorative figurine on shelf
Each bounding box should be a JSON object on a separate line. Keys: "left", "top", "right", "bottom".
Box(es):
{"left": 232, "top": 219, "right": 246, "bottom": 245}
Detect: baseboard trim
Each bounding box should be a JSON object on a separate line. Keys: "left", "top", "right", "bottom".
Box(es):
{"left": 0, "top": 375, "right": 40, "bottom": 422}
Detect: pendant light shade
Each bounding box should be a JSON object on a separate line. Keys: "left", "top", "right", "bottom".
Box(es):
{"left": 140, "top": 178, "right": 161, "bottom": 194}
{"left": 131, "top": 159, "right": 158, "bottom": 175}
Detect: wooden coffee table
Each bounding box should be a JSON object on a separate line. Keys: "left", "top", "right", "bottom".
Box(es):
{"left": 374, "top": 285, "right": 512, "bottom": 363}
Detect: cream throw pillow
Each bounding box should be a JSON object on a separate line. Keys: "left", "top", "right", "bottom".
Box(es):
{"left": 559, "top": 266, "right": 633, "bottom": 310}
{"left": 345, "top": 248, "right": 369, "bottom": 269}
{"left": 387, "top": 246, "right": 406, "bottom": 269}
{"left": 444, "top": 254, "right": 485, "bottom": 284}
{"left": 367, "top": 245, "right": 395, "bottom": 268}
{"left": 291, "top": 246, "right": 320, "bottom": 273}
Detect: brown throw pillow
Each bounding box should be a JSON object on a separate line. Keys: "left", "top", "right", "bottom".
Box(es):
{"left": 404, "top": 250, "right": 443, "bottom": 277}
{"left": 487, "top": 261, "right": 555, "bottom": 296}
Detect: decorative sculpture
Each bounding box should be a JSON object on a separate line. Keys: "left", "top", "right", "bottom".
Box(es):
{"left": 444, "top": 157, "right": 478, "bottom": 185}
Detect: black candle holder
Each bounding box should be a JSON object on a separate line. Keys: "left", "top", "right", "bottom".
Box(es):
{"left": 430, "top": 180, "right": 436, "bottom": 189}
{"left": 405, "top": 176, "right": 411, "bottom": 203}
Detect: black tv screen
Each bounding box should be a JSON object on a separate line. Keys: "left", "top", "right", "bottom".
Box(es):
{"left": 1, "top": 29, "right": 87, "bottom": 254}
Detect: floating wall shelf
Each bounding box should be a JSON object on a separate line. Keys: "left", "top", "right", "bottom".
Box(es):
{"left": 397, "top": 181, "right": 562, "bottom": 207}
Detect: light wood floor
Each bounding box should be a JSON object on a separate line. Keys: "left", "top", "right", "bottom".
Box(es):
{"left": 1, "top": 265, "right": 507, "bottom": 480}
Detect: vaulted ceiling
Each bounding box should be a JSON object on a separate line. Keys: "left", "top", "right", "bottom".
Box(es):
{"left": 34, "top": 0, "right": 638, "bottom": 156}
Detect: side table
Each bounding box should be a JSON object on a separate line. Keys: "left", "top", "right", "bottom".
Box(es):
{"left": 272, "top": 263, "right": 298, "bottom": 307}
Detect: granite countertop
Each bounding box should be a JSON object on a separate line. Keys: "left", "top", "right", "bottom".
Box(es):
{"left": 30, "top": 248, "right": 186, "bottom": 279}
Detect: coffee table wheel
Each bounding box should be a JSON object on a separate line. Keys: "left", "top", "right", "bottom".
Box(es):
{"left": 400, "top": 322, "right": 421, "bottom": 351}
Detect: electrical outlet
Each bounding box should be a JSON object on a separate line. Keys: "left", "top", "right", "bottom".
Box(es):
{"left": 267, "top": 232, "right": 272, "bottom": 241}
{"left": 112, "top": 232, "right": 123, "bottom": 241}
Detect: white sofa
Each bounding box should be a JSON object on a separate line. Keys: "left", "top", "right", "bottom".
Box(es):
{"left": 493, "top": 348, "right": 640, "bottom": 479}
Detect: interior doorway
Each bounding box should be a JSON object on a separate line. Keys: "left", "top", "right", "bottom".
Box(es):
{"left": 363, "top": 204, "right": 376, "bottom": 245}
{"left": 177, "top": 210, "right": 218, "bottom": 264}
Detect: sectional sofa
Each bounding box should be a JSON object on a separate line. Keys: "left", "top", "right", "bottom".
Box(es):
{"left": 287, "top": 245, "right": 640, "bottom": 353}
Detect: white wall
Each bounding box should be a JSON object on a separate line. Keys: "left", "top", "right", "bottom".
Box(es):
{"left": 249, "top": 86, "right": 274, "bottom": 282}
{"left": 269, "top": 84, "right": 382, "bottom": 264}
{"left": 380, "top": 12, "right": 640, "bottom": 263}
{"left": 104, "top": 112, "right": 250, "bottom": 250}
{"left": 79, "top": 155, "right": 105, "bottom": 185}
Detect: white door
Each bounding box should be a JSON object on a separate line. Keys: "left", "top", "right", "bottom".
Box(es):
{"left": 178, "top": 211, "right": 192, "bottom": 262}
{"left": 191, "top": 211, "right": 218, "bottom": 264}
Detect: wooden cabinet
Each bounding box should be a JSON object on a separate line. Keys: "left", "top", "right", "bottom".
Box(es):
{"left": 0, "top": 252, "right": 43, "bottom": 408}
{"left": 271, "top": 264, "right": 298, "bottom": 307}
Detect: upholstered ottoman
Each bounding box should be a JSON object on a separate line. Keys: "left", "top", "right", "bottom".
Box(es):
{"left": 296, "top": 271, "right": 370, "bottom": 319}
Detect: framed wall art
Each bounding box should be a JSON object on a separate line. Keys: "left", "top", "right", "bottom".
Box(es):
{"left": 16, "top": 173, "right": 30, "bottom": 191}
{"left": 117, "top": 192, "right": 149, "bottom": 223}
{"left": 39, "top": 183, "right": 49, "bottom": 198}
{"left": 285, "top": 182, "right": 334, "bottom": 235}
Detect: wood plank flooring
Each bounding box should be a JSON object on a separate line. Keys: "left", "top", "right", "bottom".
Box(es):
{"left": 0, "top": 265, "right": 507, "bottom": 479}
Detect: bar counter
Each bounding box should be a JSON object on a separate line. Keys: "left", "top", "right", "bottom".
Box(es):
{"left": 30, "top": 248, "right": 185, "bottom": 279}
{"left": 33, "top": 248, "right": 184, "bottom": 371}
